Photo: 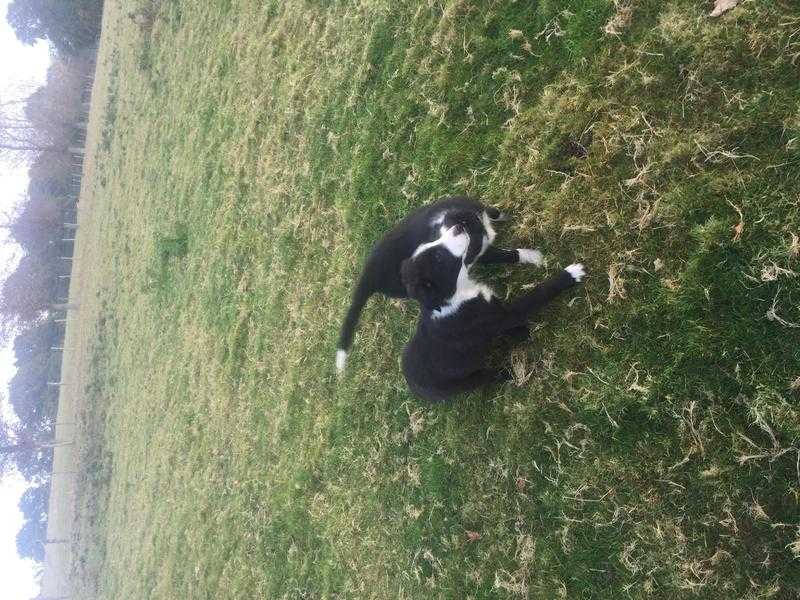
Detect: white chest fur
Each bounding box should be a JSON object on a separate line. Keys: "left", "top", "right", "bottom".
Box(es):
{"left": 433, "top": 265, "right": 494, "bottom": 318}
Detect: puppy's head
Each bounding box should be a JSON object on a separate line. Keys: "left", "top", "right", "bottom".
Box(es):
{"left": 401, "top": 225, "right": 467, "bottom": 311}
{"left": 439, "top": 210, "right": 488, "bottom": 266}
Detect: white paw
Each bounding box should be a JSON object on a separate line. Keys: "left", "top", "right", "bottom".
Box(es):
{"left": 565, "top": 263, "right": 586, "bottom": 282}
{"left": 335, "top": 350, "right": 348, "bottom": 374}
{"left": 518, "top": 249, "right": 545, "bottom": 266}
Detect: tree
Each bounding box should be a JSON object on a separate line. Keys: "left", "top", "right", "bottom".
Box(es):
{"left": 1, "top": 429, "right": 72, "bottom": 462}
{"left": 1, "top": 89, "right": 70, "bottom": 164}
{"left": 1, "top": 52, "right": 95, "bottom": 164}
{"left": 4, "top": 0, "right": 45, "bottom": 46}
{"left": 28, "top": 57, "right": 87, "bottom": 123}
{"left": 12, "top": 319, "right": 59, "bottom": 366}
{"left": 0, "top": 415, "right": 53, "bottom": 491}
{"left": 15, "top": 481, "right": 50, "bottom": 562}
{"left": 8, "top": 192, "right": 63, "bottom": 253}
{"left": 0, "top": 250, "right": 60, "bottom": 340}
{"left": 0, "top": 417, "right": 55, "bottom": 482}
{"left": 0, "top": 322, "right": 62, "bottom": 483}
{"left": 23, "top": 57, "right": 89, "bottom": 159}
{"left": 0, "top": 419, "right": 13, "bottom": 476}
{"left": 6, "top": 0, "right": 103, "bottom": 56}
{"left": 29, "top": 150, "right": 71, "bottom": 191}
{"left": 9, "top": 321, "right": 61, "bottom": 447}
{"left": 12, "top": 441, "right": 53, "bottom": 483}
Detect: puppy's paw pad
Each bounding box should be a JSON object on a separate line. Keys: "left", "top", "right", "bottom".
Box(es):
{"left": 518, "top": 249, "right": 545, "bottom": 266}
{"left": 565, "top": 263, "right": 586, "bottom": 282}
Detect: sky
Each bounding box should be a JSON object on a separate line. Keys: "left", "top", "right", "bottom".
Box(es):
{"left": 0, "top": 0, "right": 54, "bottom": 598}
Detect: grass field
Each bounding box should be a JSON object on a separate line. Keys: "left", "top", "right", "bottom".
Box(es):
{"left": 67, "top": 0, "right": 800, "bottom": 598}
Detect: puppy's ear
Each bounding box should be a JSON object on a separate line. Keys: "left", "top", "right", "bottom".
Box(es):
{"left": 485, "top": 206, "right": 511, "bottom": 222}
{"left": 463, "top": 218, "right": 485, "bottom": 266}
{"left": 401, "top": 258, "right": 442, "bottom": 311}
{"left": 400, "top": 258, "right": 419, "bottom": 297}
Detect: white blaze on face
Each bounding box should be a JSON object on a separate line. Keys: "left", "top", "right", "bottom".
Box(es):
{"left": 442, "top": 226, "right": 470, "bottom": 257}
{"left": 412, "top": 225, "right": 469, "bottom": 259}
{"left": 480, "top": 211, "right": 497, "bottom": 256}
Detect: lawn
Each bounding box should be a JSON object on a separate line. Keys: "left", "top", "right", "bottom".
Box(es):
{"left": 70, "top": 0, "right": 800, "bottom": 598}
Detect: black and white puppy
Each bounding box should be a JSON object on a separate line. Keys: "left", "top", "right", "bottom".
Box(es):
{"left": 336, "top": 196, "right": 544, "bottom": 373}
{"left": 400, "top": 225, "right": 585, "bottom": 402}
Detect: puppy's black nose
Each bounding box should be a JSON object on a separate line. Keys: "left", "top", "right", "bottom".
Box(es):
{"left": 452, "top": 223, "right": 465, "bottom": 234}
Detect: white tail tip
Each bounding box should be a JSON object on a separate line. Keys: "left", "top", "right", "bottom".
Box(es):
{"left": 335, "top": 350, "right": 348, "bottom": 374}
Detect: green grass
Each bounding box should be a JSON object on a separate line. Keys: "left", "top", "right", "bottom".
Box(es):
{"left": 69, "top": 0, "right": 800, "bottom": 598}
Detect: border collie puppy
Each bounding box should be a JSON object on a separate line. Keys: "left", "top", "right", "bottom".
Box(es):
{"left": 400, "top": 225, "right": 585, "bottom": 402}
{"left": 336, "top": 196, "right": 544, "bottom": 373}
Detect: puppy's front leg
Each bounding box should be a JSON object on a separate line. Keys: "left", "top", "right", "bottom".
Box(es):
{"left": 504, "top": 263, "right": 585, "bottom": 325}
{"left": 478, "top": 246, "right": 545, "bottom": 266}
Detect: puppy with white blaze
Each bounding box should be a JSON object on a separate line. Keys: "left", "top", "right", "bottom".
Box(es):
{"left": 400, "top": 225, "right": 585, "bottom": 403}
{"left": 336, "top": 196, "right": 545, "bottom": 373}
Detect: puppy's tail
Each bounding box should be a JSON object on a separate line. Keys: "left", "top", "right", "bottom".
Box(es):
{"left": 336, "top": 277, "right": 372, "bottom": 375}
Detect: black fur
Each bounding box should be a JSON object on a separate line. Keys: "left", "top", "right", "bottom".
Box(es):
{"left": 400, "top": 246, "right": 583, "bottom": 403}
{"left": 337, "top": 196, "right": 521, "bottom": 366}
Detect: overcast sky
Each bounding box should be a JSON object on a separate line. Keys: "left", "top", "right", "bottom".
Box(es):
{"left": 0, "top": 0, "right": 55, "bottom": 597}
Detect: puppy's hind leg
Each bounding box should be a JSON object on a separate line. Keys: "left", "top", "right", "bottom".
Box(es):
{"left": 432, "top": 369, "right": 508, "bottom": 401}
{"left": 503, "top": 325, "right": 530, "bottom": 343}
